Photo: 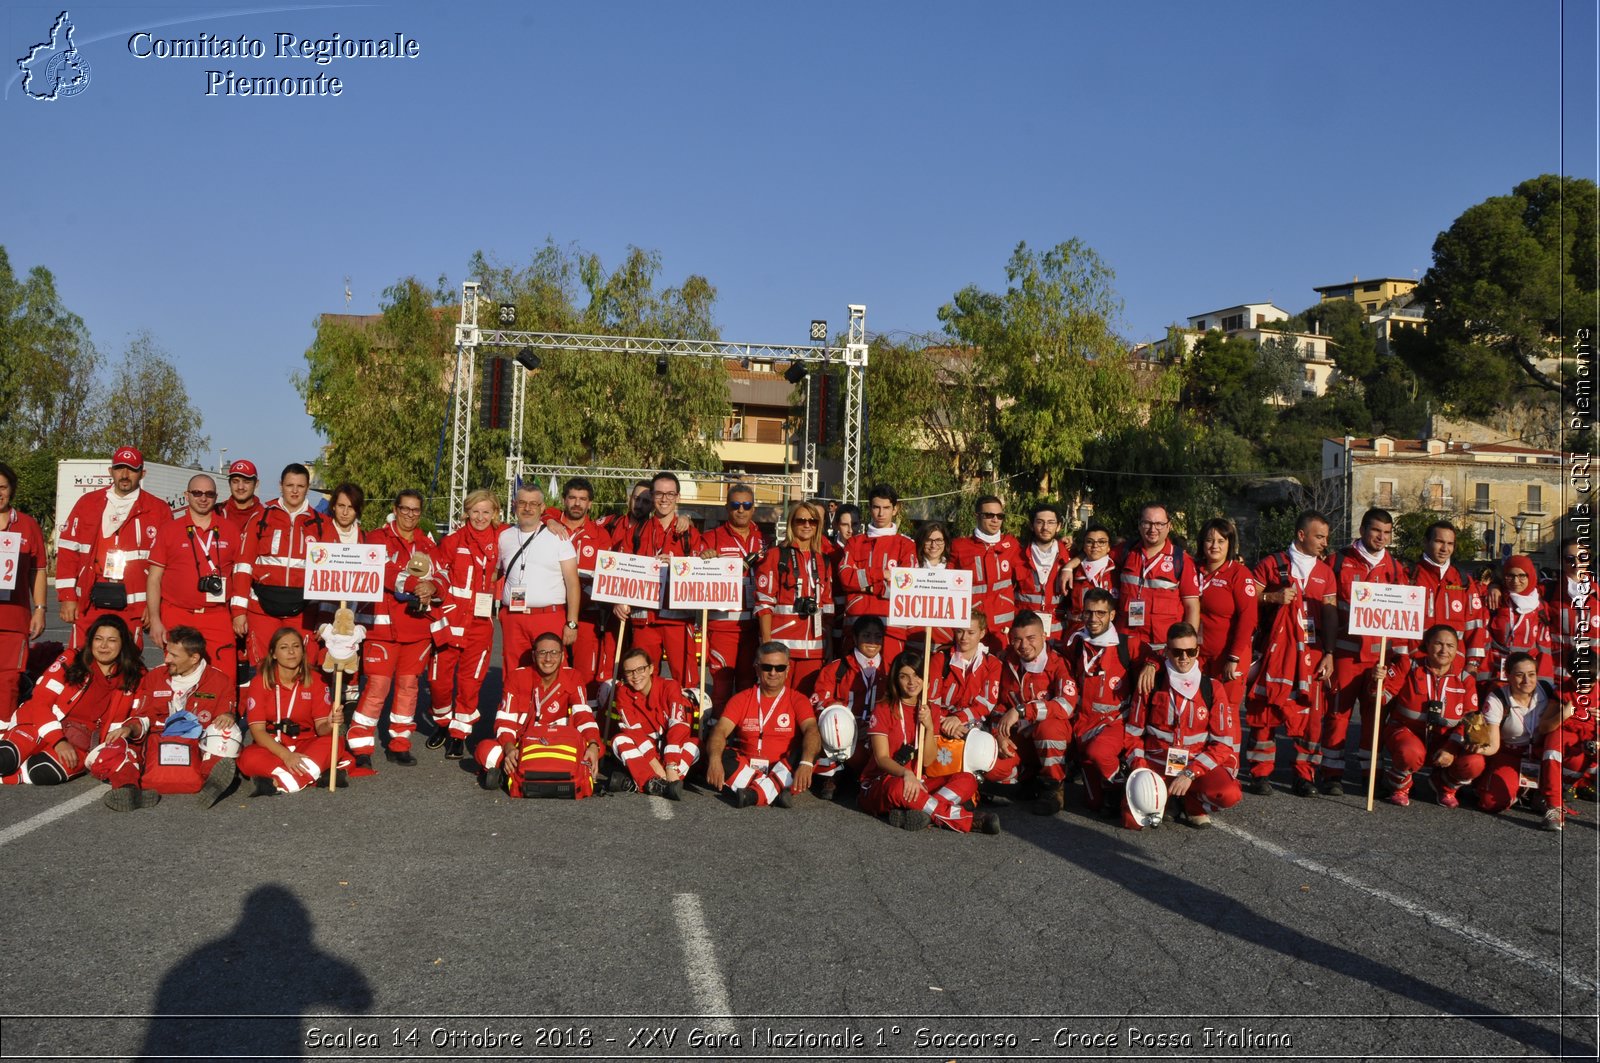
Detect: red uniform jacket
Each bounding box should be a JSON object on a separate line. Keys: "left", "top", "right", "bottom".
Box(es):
{"left": 862, "top": 698, "right": 948, "bottom": 784}
{"left": 370, "top": 522, "right": 451, "bottom": 644}
{"left": 148, "top": 514, "right": 239, "bottom": 613}
{"left": 493, "top": 667, "right": 599, "bottom": 747}
{"left": 215, "top": 497, "right": 265, "bottom": 537}
{"left": 437, "top": 523, "right": 502, "bottom": 643}
{"left": 562, "top": 514, "right": 613, "bottom": 618}
{"left": 926, "top": 648, "right": 1002, "bottom": 727}
{"left": 1331, "top": 545, "right": 1411, "bottom": 662}
{"left": 1115, "top": 541, "right": 1199, "bottom": 646}
{"left": 0, "top": 509, "right": 47, "bottom": 633}
{"left": 1196, "top": 559, "right": 1258, "bottom": 670}
{"left": 839, "top": 529, "right": 916, "bottom": 622}
{"left": 754, "top": 546, "right": 832, "bottom": 659}
{"left": 1014, "top": 540, "right": 1072, "bottom": 636}
{"left": 56, "top": 488, "right": 172, "bottom": 612}
{"left": 700, "top": 524, "right": 766, "bottom": 634}
{"left": 242, "top": 673, "right": 332, "bottom": 745}
{"left": 1486, "top": 599, "right": 1555, "bottom": 681}
{"left": 1248, "top": 549, "right": 1338, "bottom": 734}
{"left": 810, "top": 652, "right": 886, "bottom": 719}
{"left": 614, "top": 677, "right": 694, "bottom": 736}
{"left": 1065, "top": 556, "right": 1117, "bottom": 635}
{"left": 134, "top": 662, "right": 237, "bottom": 733}
{"left": 1547, "top": 576, "right": 1598, "bottom": 686}
{"left": 997, "top": 649, "right": 1077, "bottom": 724}
{"left": 610, "top": 515, "right": 701, "bottom": 623}
{"left": 230, "top": 502, "right": 331, "bottom": 619}
{"left": 1376, "top": 657, "right": 1476, "bottom": 743}
{"left": 1410, "top": 559, "right": 1488, "bottom": 677}
{"left": 1062, "top": 628, "right": 1137, "bottom": 739}
{"left": 720, "top": 686, "right": 814, "bottom": 763}
{"left": 19, "top": 656, "right": 140, "bottom": 748}
{"left": 1127, "top": 669, "right": 1237, "bottom": 779}
{"left": 949, "top": 533, "right": 1022, "bottom": 632}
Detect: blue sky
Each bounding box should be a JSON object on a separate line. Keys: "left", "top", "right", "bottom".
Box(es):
{"left": 2, "top": 0, "right": 1594, "bottom": 486}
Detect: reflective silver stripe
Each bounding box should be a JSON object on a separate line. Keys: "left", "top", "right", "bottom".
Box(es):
{"left": 255, "top": 556, "right": 306, "bottom": 570}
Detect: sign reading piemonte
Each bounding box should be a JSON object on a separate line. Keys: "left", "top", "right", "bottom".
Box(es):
{"left": 667, "top": 556, "right": 743, "bottom": 611}
{"left": 887, "top": 567, "right": 973, "bottom": 626}
{"left": 303, "top": 542, "right": 386, "bottom": 603}
{"left": 1346, "top": 581, "right": 1427, "bottom": 639}
{"left": 590, "top": 550, "right": 667, "bottom": 609}
{"left": 0, "top": 531, "right": 20, "bottom": 591}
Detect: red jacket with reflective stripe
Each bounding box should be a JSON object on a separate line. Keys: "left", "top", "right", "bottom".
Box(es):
{"left": 56, "top": 489, "right": 171, "bottom": 610}
{"left": 949, "top": 534, "right": 1022, "bottom": 631}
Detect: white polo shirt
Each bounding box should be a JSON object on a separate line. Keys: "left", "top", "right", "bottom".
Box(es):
{"left": 498, "top": 525, "right": 576, "bottom": 608}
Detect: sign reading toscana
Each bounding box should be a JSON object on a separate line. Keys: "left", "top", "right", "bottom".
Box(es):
{"left": 1345, "top": 582, "right": 1426, "bottom": 639}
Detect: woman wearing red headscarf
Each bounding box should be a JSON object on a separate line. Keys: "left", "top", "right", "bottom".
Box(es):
{"left": 1486, "top": 555, "right": 1554, "bottom": 683}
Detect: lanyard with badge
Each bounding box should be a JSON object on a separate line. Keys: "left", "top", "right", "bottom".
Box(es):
{"left": 1126, "top": 550, "right": 1165, "bottom": 629}
{"left": 505, "top": 528, "right": 540, "bottom": 613}
{"left": 1163, "top": 688, "right": 1195, "bottom": 776}
{"left": 472, "top": 535, "right": 498, "bottom": 619}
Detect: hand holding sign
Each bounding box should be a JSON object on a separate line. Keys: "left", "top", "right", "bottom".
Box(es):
{"left": 1348, "top": 581, "right": 1426, "bottom": 812}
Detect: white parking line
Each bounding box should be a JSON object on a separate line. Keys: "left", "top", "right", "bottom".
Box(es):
{"left": 671, "top": 892, "right": 735, "bottom": 1035}
{"left": 1215, "top": 820, "right": 1598, "bottom": 994}
{"left": 0, "top": 784, "right": 108, "bottom": 848}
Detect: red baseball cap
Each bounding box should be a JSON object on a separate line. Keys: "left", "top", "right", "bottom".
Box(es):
{"left": 227, "top": 459, "right": 258, "bottom": 479}
{"left": 111, "top": 446, "right": 144, "bottom": 471}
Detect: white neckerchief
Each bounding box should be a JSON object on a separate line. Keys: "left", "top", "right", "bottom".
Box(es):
{"left": 1030, "top": 541, "right": 1060, "bottom": 582}
{"left": 866, "top": 523, "right": 898, "bottom": 538}
{"left": 1166, "top": 663, "right": 1202, "bottom": 701}
{"left": 1086, "top": 626, "right": 1120, "bottom": 648}
{"left": 1079, "top": 555, "right": 1111, "bottom": 580}
{"left": 335, "top": 521, "right": 361, "bottom": 544}
{"left": 1353, "top": 541, "right": 1386, "bottom": 567}
{"left": 1569, "top": 576, "right": 1592, "bottom": 601}
{"left": 950, "top": 643, "right": 986, "bottom": 670}
{"left": 280, "top": 500, "right": 309, "bottom": 519}
{"left": 1509, "top": 589, "right": 1541, "bottom": 614}
{"left": 1020, "top": 652, "right": 1047, "bottom": 675}
{"left": 1423, "top": 556, "right": 1451, "bottom": 577}
{"left": 1287, "top": 543, "right": 1317, "bottom": 584}
{"left": 854, "top": 650, "right": 880, "bottom": 685}
{"left": 921, "top": 558, "right": 946, "bottom": 569}
{"left": 103, "top": 489, "right": 140, "bottom": 537}
{"left": 974, "top": 527, "right": 1001, "bottom": 545}
{"left": 168, "top": 660, "right": 206, "bottom": 712}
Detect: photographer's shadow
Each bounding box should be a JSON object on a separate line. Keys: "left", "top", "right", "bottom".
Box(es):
{"left": 138, "top": 884, "right": 372, "bottom": 1062}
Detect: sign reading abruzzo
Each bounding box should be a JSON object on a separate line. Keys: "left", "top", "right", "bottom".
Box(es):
{"left": 1345, "top": 581, "right": 1426, "bottom": 639}
{"left": 887, "top": 567, "right": 973, "bottom": 626}
{"left": 304, "top": 542, "right": 386, "bottom": 602}
{"left": 590, "top": 550, "right": 667, "bottom": 609}
{"left": 667, "top": 556, "right": 743, "bottom": 611}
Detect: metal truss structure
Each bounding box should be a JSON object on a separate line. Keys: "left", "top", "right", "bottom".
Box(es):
{"left": 447, "top": 283, "right": 867, "bottom": 526}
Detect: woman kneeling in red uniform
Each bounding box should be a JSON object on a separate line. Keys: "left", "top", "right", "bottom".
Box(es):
{"left": 858, "top": 651, "right": 999, "bottom": 834}
{"left": 1372, "top": 624, "right": 1481, "bottom": 808}
{"left": 238, "top": 628, "right": 346, "bottom": 795}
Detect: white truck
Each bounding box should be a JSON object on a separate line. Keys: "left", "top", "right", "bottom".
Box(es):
{"left": 51, "top": 458, "right": 207, "bottom": 544}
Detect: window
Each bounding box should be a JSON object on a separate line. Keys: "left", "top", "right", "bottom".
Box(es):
{"left": 1221, "top": 313, "right": 1245, "bottom": 332}
{"left": 1362, "top": 282, "right": 1382, "bottom": 293}
{"left": 1304, "top": 366, "right": 1316, "bottom": 383}
{"left": 1194, "top": 319, "right": 1207, "bottom": 331}
{"left": 1427, "top": 483, "right": 1445, "bottom": 509}
{"left": 1524, "top": 523, "right": 1540, "bottom": 545}
{"left": 1473, "top": 483, "right": 1490, "bottom": 511}
{"left": 1527, "top": 484, "right": 1543, "bottom": 512}
{"left": 1377, "top": 480, "right": 1394, "bottom": 507}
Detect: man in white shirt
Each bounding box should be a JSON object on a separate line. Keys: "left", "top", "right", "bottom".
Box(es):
{"left": 498, "top": 485, "right": 580, "bottom": 698}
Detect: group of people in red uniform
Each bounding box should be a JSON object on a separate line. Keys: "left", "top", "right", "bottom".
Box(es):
{"left": 1, "top": 454, "right": 1595, "bottom": 836}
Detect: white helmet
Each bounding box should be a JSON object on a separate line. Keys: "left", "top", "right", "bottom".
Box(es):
{"left": 816, "top": 703, "right": 856, "bottom": 761}
{"left": 962, "top": 729, "right": 998, "bottom": 775}
{"left": 199, "top": 721, "right": 243, "bottom": 760}
{"left": 683, "top": 688, "right": 713, "bottom": 717}
{"left": 1125, "top": 767, "right": 1168, "bottom": 828}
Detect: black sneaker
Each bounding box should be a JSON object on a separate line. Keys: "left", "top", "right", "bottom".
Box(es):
{"left": 1292, "top": 777, "right": 1316, "bottom": 797}
{"left": 425, "top": 728, "right": 449, "bottom": 750}
{"left": 104, "top": 785, "right": 156, "bottom": 812}
{"left": 1246, "top": 775, "right": 1274, "bottom": 796}
{"left": 643, "top": 777, "right": 669, "bottom": 798}
{"left": 384, "top": 748, "right": 418, "bottom": 766}
{"left": 974, "top": 811, "right": 1002, "bottom": 835}
{"left": 1317, "top": 777, "right": 1343, "bottom": 796}
{"left": 814, "top": 777, "right": 837, "bottom": 801}
{"left": 197, "top": 758, "right": 238, "bottom": 809}
{"left": 664, "top": 779, "right": 684, "bottom": 802}
{"left": 353, "top": 754, "right": 372, "bottom": 770}
{"left": 443, "top": 738, "right": 466, "bottom": 760}
{"left": 483, "top": 765, "right": 507, "bottom": 792}
{"left": 734, "top": 787, "right": 758, "bottom": 808}
{"left": 886, "top": 808, "right": 931, "bottom": 831}
{"left": 773, "top": 789, "right": 793, "bottom": 809}
{"left": 250, "top": 777, "right": 277, "bottom": 797}
{"left": 608, "top": 770, "right": 637, "bottom": 794}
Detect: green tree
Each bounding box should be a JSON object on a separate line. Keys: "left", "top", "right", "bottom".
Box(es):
{"left": 1391, "top": 509, "right": 1485, "bottom": 565}
{"left": 1301, "top": 299, "right": 1378, "bottom": 381}
{"left": 938, "top": 239, "right": 1144, "bottom": 498}
{"left": 1407, "top": 174, "right": 1597, "bottom": 412}
{"left": 1183, "top": 331, "right": 1297, "bottom": 439}
{"left": 92, "top": 331, "right": 210, "bottom": 465}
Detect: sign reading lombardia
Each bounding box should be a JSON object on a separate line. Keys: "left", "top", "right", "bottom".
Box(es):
{"left": 127, "top": 27, "right": 422, "bottom": 96}
{"left": 667, "top": 557, "right": 743, "bottom": 610}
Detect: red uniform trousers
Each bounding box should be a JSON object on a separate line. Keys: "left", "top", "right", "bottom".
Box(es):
{"left": 707, "top": 624, "right": 757, "bottom": 710}
{"left": 725, "top": 752, "right": 797, "bottom": 806}
{"left": 1320, "top": 654, "right": 1377, "bottom": 782}
{"left": 237, "top": 735, "right": 340, "bottom": 793}
{"left": 986, "top": 716, "right": 1073, "bottom": 786}
{"left": 859, "top": 771, "right": 978, "bottom": 832}
{"left": 0, "top": 632, "right": 27, "bottom": 723}
{"left": 1244, "top": 671, "right": 1326, "bottom": 783}
{"left": 162, "top": 604, "right": 238, "bottom": 688}
{"left": 1476, "top": 737, "right": 1566, "bottom": 814}
{"left": 1, "top": 719, "right": 92, "bottom": 784}
{"left": 627, "top": 618, "right": 697, "bottom": 689}
{"left": 570, "top": 606, "right": 612, "bottom": 694}
{"left": 1121, "top": 769, "right": 1241, "bottom": 829}
{"left": 243, "top": 605, "right": 317, "bottom": 675}
{"left": 499, "top": 606, "right": 568, "bottom": 696}
{"left": 347, "top": 638, "right": 432, "bottom": 755}
{"left": 1382, "top": 724, "right": 1484, "bottom": 797}
{"left": 1073, "top": 712, "right": 1130, "bottom": 809}
{"left": 428, "top": 621, "right": 495, "bottom": 739}
{"left": 611, "top": 720, "right": 700, "bottom": 789}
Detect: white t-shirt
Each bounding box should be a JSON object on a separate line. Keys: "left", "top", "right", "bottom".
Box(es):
{"left": 1483, "top": 682, "right": 1552, "bottom": 745}
{"left": 498, "top": 525, "right": 576, "bottom": 608}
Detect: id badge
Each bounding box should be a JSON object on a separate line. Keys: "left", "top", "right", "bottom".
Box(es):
{"left": 158, "top": 742, "right": 194, "bottom": 767}
{"left": 1300, "top": 614, "right": 1316, "bottom": 641}
{"left": 509, "top": 587, "right": 528, "bottom": 613}
{"left": 104, "top": 550, "right": 127, "bottom": 580}
{"left": 205, "top": 584, "right": 225, "bottom": 605}
{"left": 1127, "top": 599, "right": 1146, "bottom": 628}
{"left": 1163, "top": 747, "right": 1190, "bottom": 777}
{"left": 475, "top": 592, "right": 493, "bottom": 619}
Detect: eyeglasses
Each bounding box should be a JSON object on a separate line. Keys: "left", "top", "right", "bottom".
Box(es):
{"left": 622, "top": 665, "right": 651, "bottom": 678}
{"left": 924, "top": 537, "right": 945, "bottom": 545}
{"left": 516, "top": 500, "right": 542, "bottom": 509}
{"left": 1566, "top": 554, "right": 1589, "bottom": 564}
{"left": 980, "top": 511, "right": 1004, "bottom": 519}
{"left": 534, "top": 649, "right": 564, "bottom": 659}
{"left": 728, "top": 501, "right": 754, "bottom": 510}
{"left": 188, "top": 490, "right": 217, "bottom": 499}
{"left": 791, "top": 517, "right": 818, "bottom": 526}
{"left": 1084, "top": 537, "right": 1110, "bottom": 547}
{"left": 1084, "top": 608, "right": 1113, "bottom": 617}
{"left": 1167, "top": 646, "right": 1199, "bottom": 658}
{"left": 759, "top": 663, "right": 789, "bottom": 673}
{"left": 653, "top": 491, "right": 678, "bottom": 499}
{"left": 1139, "top": 520, "right": 1169, "bottom": 529}
{"left": 396, "top": 506, "right": 422, "bottom": 515}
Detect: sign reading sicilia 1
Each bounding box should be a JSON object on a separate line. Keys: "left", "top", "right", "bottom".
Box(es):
{"left": 887, "top": 567, "right": 973, "bottom": 626}
{"left": 304, "top": 542, "right": 386, "bottom": 602}
{"left": 1345, "top": 581, "right": 1427, "bottom": 639}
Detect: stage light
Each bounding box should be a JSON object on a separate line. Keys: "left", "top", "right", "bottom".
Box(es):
{"left": 516, "top": 348, "right": 541, "bottom": 371}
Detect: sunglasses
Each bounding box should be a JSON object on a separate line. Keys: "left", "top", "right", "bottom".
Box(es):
{"left": 188, "top": 490, "right": 217, "bottom": 499}
{"left": 791, "top": 517, "right": 818, "bottom": 526}
{"left": 1167, "top": 646, "right": 1199, "bottom": 658}
{"left": 1567, "top": 554, "right": 1590, "bottom": 563}
{"left": 728, "top": 501, "right": 754, "bottom": 510}
{"left": 759, "top": 663, "right": 789, "bottom": 673}
{"left": 980, "top": 511, "right": 1004, "bottom": 519}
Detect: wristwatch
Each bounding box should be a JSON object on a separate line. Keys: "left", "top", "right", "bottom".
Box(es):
{"left": 564, "top": 620, "right": 579, "bottom": 630}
